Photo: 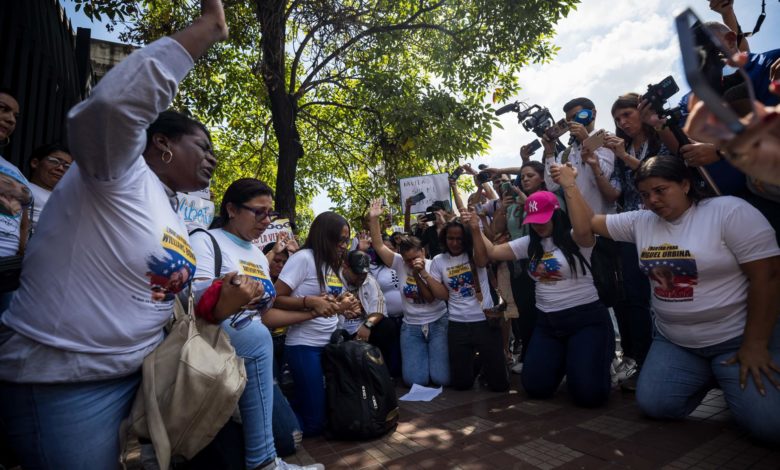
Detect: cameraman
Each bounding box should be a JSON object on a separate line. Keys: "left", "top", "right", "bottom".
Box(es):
{"left": 542, "top": 98, "right": 618, "bottom": 215}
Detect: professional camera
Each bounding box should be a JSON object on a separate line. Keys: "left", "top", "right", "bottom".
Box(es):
{"left": 495, "top": 102, "right": 556, "bottom": 138}
{"left": 420, "top": 212, "right": 436, "bottom": 223}
{"left": 642, "top": 75, "right": 680, "bottom": 116}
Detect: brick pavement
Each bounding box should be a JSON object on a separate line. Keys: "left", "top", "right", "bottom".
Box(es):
{"left": 281, "top": 383, "right": 779, "bottom": 470}
{"left": 125, "top": 380, "right": 779, "bottom": 469}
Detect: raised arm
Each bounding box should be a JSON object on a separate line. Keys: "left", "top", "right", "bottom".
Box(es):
{"left": 368, "top": 199, "right": 396, "bottom": 267}
{"left": 552, "top": 165, "right": 596, "bottom": 247}
{"left": 462, "top": 211, "right": 488, "bottom": 268}
{"left": 472, "top": 221, "right": 517, "bottom": 262}
{"left": 450, "top": 179, "right": 467, "bottom": 217}
{"left": 67, "top": 0, "right": 228, "bottom": 181}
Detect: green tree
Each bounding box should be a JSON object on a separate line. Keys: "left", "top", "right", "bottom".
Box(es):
{"left": 71, "top": 0, "right": 578, "bottom": 229}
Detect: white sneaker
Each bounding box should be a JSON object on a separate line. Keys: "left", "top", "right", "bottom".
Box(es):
{"left": 270, "top": 457, "right": 325, "bottom": 470}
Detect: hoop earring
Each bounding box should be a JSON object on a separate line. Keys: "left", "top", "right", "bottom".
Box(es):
{"left": 161, "top": 150, "right": 173, "bottom": 164}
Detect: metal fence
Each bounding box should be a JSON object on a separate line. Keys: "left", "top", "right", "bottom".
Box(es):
{"left": 0, "top": 0, "right": 91, "bottom": 174}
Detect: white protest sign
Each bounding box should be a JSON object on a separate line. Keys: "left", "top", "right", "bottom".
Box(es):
{"left": 398, "top": 173, "right": 452, "bottom": 214}
{"left": 177, "top": 193, "right": 215, "bottom": 232}
{"left": 252, "top": 218, "right": 294, "bottom": 250}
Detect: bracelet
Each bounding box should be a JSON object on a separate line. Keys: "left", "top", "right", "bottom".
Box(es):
{"left": 302, "top": 296, "right": 308, "bottom": 309}
{"left": 563, "top": 183, "right": 577, "bottom": 189}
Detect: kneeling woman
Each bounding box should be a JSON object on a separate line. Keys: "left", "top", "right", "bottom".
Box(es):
{"left": 565, "top": 156, "right": 780, "bottom": 443}
{"left": 190, "top": 178, "right": 314, "bottom": 469}
{"left": 269, "top": 211, "right": 353, "bottom": 436}
{"left": 368, "top": 199, "right": 450, "bottom": 387}
{"left": 473, "top": 187, "right": 614, "bottom": 407}
{"left": 426, "top": 214, "right": 509, "bottom": 392}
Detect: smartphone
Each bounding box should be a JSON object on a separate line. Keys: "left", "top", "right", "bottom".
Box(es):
{"left": 449, "top": 167, "right": 464, "bottom": 181}
{"left": 676, "top": 8, "right": 755, "bottom": 135}
{"left": 409, "top": 192, "right": 426, "bottom": 204}
{"left": 544, "top": 119, "right": 569, "bottom": 140}
{"left": 582, "top": 129, "right": 606, "bottom": 152}
{"left": 500, "top": 182, "right": 513, "bottom": 195}
{"left": 524, "top": 139, "right": 542, "bottom": 155}
{"left": 421, "top": 212, "right": 436, "bottom": 222}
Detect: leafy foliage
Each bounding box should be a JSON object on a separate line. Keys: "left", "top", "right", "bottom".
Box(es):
{"left": 69, "top": 0, "right": 578, "bottom": 232}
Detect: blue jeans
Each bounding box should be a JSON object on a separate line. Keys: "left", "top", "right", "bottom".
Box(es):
{"left": 521, "top": 301, "right": 614, "bottom": 407}
{"left": 223, "top": 319, "right": 276, "bottom": 467}
{"left": 400, "top": 314, "right": 450, "bottom": 387}
{"left": 271, "top": 382, "right": 301, "bottom": 457}
{"left": 0, "top": 373, "right": 140, "bottom": 469}
{"left": 284, "top": 344, "right": 326, "bottom": 437}
{"left": 637, "top": 325, "right": 780, "bottom": 444}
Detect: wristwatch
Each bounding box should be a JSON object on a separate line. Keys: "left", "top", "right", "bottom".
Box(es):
{"left": 364, "top": 320, "right": 375, "bottom": 330}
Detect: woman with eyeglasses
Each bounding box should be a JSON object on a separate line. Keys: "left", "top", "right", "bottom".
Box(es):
{"left": 266, "top": 211, "right": 355, "bottom": 436}
{"left": 27, "top": 143, "right": 73, "bottom": 232}
{"left": 190, "top": 178, "right": 313, "bottom": 467}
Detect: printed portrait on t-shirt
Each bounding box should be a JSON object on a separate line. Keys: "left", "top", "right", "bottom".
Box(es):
{"left": 403, "top": 275, "right": 426, "bottom": 304}
{"left": 146, "top": 227, "right": 197, "bottom": 301}
{"left": 446, "top": 263, "right": 476, "bottom": 298}
{"left": 640, "top": 243, "right": 698, "bottom": 302}
{"left": 239, "top": 259, "right": 276, "bottom": 312}
{"left": 0, "top": 171, "right": 31, "bottom": 217}
{"left": 528, "top": 252, "right": 564, "bottom": 283}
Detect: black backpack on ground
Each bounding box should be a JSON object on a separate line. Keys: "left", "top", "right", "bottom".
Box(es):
{"left": 583, "top": 237, "right": 624, "bottom": 308}
{"left": 322, "top": 330, "right": 399, "bottom": 440}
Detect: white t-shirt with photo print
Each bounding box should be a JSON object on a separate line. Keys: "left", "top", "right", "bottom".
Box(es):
{"left": 429, "top": 252, "right": 493, "bottom": 323}
{"left": 606, "top": 196, "right": 780, "bottom": 348}
{"left": 391, "top": 253, "right": 447, "bottom": 325}
{"left": 190, "top": 228, "right": 276, "bottom": 319}
{"left": 278, "top": 248, "right": 342, "bottom": 347}
{"left": 508, "top": 235, "right": 599, "bottom": 313}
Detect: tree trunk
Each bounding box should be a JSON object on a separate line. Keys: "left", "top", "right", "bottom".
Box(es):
{"left": 255, "top": 0, "right": 304, "bottom": 226}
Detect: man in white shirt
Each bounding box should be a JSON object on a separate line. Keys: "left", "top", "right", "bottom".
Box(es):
{"left": 542, "top": 97, "right": 619, "bottom": 215}
{"left": 27, "top": 143, "right": 72, "bottom": 232}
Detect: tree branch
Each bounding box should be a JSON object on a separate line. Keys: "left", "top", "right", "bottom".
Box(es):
{"left": 297, "top": 0, "right": 454, "bottom": 96}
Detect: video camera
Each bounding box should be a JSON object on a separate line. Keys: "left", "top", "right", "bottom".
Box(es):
{"left": 495, "top": 102, "right": 557, "bottom": 139}
{"left": 641, "top": 75, "right": 721, "bottom": 196}
{"left": 642, "top": 75, "right": 682, "bottom": 121}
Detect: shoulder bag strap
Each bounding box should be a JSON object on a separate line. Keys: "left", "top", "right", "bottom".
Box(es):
{"left": 190, "top": 228, "right": 222, "bottom": 278}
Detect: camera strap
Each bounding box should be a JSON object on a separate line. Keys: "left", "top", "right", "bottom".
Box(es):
{"left": 737, "top": 0, "right": 766, "bottom": 45}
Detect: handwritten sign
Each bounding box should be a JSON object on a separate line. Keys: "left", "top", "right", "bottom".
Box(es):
{"left": 398, "top": 173, "right": 452, "bottom": 214}
{"left": 177, "top": 193, "right": 215, "bottom": 232}
{"left": 252, "top": 218, "right": 294, "bottom": 249}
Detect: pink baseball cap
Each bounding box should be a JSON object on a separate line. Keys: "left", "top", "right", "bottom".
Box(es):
{"left": 523, "top": 191, "right": 560, "bottom": 225}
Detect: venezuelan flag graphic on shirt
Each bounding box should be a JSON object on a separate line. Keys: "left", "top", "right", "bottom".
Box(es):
{"left": 146, "top": 227, "right": 197, "bottom": 301}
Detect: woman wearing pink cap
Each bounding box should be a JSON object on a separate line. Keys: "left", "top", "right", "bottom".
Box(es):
{"left": 471, "top": 187, "right": 614, "bottom": 407}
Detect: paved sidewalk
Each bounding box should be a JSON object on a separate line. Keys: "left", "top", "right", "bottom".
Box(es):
{"left": 282, "top": 382, "right": 779, "bottom": 470}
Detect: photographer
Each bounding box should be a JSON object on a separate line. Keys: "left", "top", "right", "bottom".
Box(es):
{"left": 542, "top": 98, "right": 618, "bottom": 215}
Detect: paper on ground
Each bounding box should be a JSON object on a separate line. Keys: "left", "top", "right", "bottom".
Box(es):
{"left": 398, "top": 384, "right": 443, "bottom": 402}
